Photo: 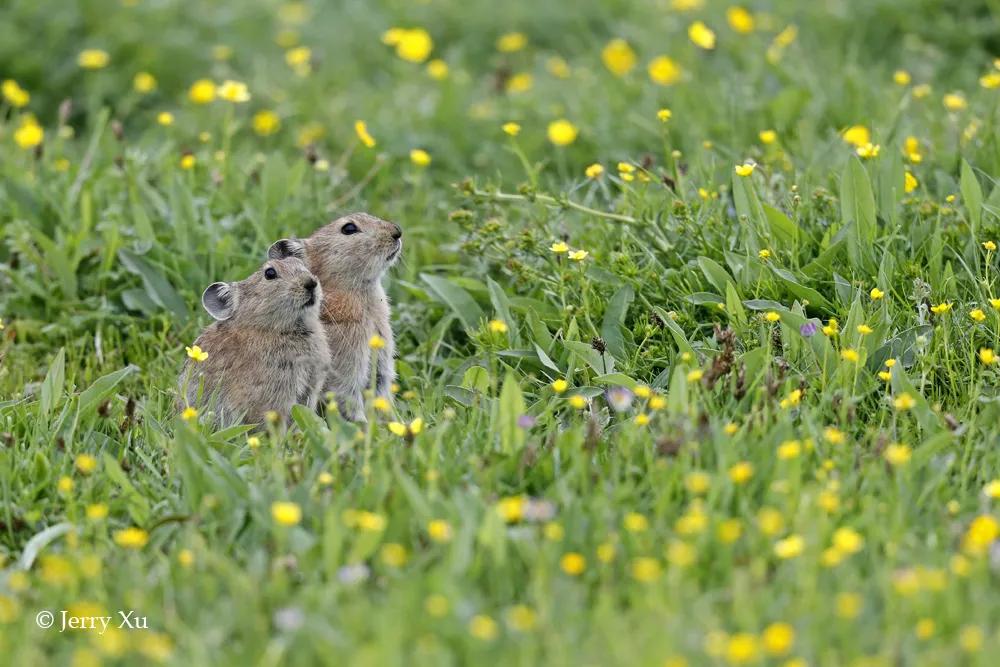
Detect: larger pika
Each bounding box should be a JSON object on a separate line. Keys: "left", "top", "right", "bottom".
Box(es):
{"left": 179, "top": 257, "right": 330, "bottom": 426}
{"left": 268, "top": 212, "right": 402, "bottom": 421}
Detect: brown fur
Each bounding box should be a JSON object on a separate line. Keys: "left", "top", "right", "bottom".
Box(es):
{"left": 179, "top": 257, "right": 330, "bottom": 426}
{"left": 269, "top": 212, "right": 401, "bottom": 421}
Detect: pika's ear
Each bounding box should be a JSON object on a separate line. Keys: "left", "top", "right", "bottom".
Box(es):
{"left": 268, "top": 238, "right": 306, "bottom": 260}
{"left": 202, "top": 282, "right": 237, "bottom": 320}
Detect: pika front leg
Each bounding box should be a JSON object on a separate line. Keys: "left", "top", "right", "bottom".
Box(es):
{"left": 375, "top": 337, "right": 395, "bottom": 400}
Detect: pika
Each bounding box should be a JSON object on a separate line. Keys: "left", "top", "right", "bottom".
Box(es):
{"left": 179, "top": 257, "right": 330, "bottom": 427}
{"left": 268, "top": 212, "right": 402, "bottom": 421}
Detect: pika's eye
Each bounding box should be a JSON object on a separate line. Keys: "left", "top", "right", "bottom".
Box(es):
{"left": 264, "top": 267, "right": 278, "bottom": 280}
{"left": 341, "top": 222, "right": 359, "bottom": 235}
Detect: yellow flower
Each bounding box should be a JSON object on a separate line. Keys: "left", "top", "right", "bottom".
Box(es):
{"left": 86, "top": 503, "right": 108, "bottom": 520}
{"left": 354, "top": 120, "right": 376, "bottom": 148}
{"left": 687, "top": 369, "right": 704, "bottom": 383}
{"left": 487, "top": 319, "right": 507, "bottom": 333}
{"left": 181, "top": 406, "right": 198, "bottom": 421}
{"left": 156, "top": 111, "right": 174, "bottom": 127}
{"left": 762, "top": 622, "right": 795, "bottom": 657}
{"left": 634, "top": 413, "right": 650, "bottom": 426}
{"left": 648, "top": 56, "right": 682, "bottom": 85}
{"left": 840, "top": 348, "right": 859, "bottom": 363}
{"left": 893, "top": 69, "right": 911, "bottom": 86}
{"left": 773, "top": 534, "right": 804, "bottom": 559}
{"left": 992, "top": 299, "right": 1000, "bottom": 310}
{"left": 723, "top": 422, "right": 738, "bottom": 435}
{"left": 585, "top": 163, "right": 605, "bottom": 179}
{"left": 502, "top": 121, "right": 521, "bottom": 137}
{"left": 186, "top": 345, "right": 208, "bottom": 362}
{"left": 505, "top": 604, "right": 537, "bottom": 632}
{"left": 426, "top": 59, "right": 449, "bottom": 80}
{"left": 372, "top": 397, "right": 390, "bottom": 413}
{"left": 469, "top": 614, "right": 499, "bottom": 641}
{"left": 981, "top": 72, "right": 1000, "bottom": 89}
{"left": 913, "top": 83, "right": 932, "bottom": 98}
{"left": 962, "top": 515, "right": 1000, "bottom": 555}
{"left": 959, "top": 626, "right": 984, "bottom": 653}
{"left": 856, "top": 142, "right": 880, "bottom": 159}
{"left": 601, "top": 39, "right": 637, "bottom": 76}
{"left": 764, "top": 311, "right": 781, "bottom": 322}
{"left": 759, "top": 129, "right": 777, "bottom": 145}
{"left": 630, "top": 557, "right": 662, "bottom": 582}
{"left": 624, "top": 512, "right": 649, "bottom": 532}
{"left": 869, "top": 287, "right": 885, "bottom": 300}
{"left": 252, "top": 110, "right": 281, "bottom": 136}
{"left": 547, "top": 119, "right": 578, "bottom": 146}
{"left": 132, "top": 71, "right": 156, "bottom": 94}
{"left": 984, "top": 241, "right": 997, "bottom": 252}
{"left": 409, "top": 148, "right": 431, "bottom": 167}
{"left": 688, "top": 21, "right": 716, "bottom": 49}
{"left": 428, "top": 519, "right": 452, "bottom": 543}
{"left": 857, "top": 324, "right": 873, "bottom": 335}
{"left": 550, "top": 241, "right": 569, "bottom": 254}
{"left": 568, "top": 250, "right": 589, "bottom": 261}
{"left": 758, "top": 249, "right": 771, "bottom": 261}
{"left": 878, "top": 371, "right": 892, "bottom": 381}
{"left": 903, "top": 171, "right": 918, "bottom": 193}
{"left": 395, "top": 28, "right": 434, "bottom": 63}
{"left": 734, "top": 163, "right": 755, "bottom": 177}
{"left": 777, "top": 440, "right": 801, "bottom": 460}
{"left": 726, "top": 6, "right": 755, "bottom": 33}
{"left": 2, "top": 79, "right": 30, "bottom": 107}
{"left": 113, "top": 527, "right": 149, "bottom": 549}
{"left": 568, "top": 395, "right": 588, "bottom": 409}
{"left": 980, "top": 348, "right": 997, "bottom": 365}
{"left": 368, "top": 334, "right": 386, "bottom": 350}
{"left": 271, "top": 501, "right": 302, "bottom": 526}
{"left": 893, "top": 392, "right": 916, "bottom": 411}
{"left": 930, "top": 302, "right": 952, "bottom": 315}
{"left": 496, "top": 32, "right": 527, "bottom": 52}
{"left": 729, "top": 461, "right": 753, "bottom": 484}
{"left": 725, "top": 633, "right": 759, "bottom": 664}
{"left": 551, "top": 379, "right": 569, "bottom": 394}
{"left": 657, "top": 108, "right": 673, "bottom": 122}
{"left": 179, "top": 154, "right": 196, "bottom": 170}
{"left": 188, "top": 79, "right": 216, "bottom": 104}
{"left": 424, "top": 594, "right": 449, "bottom": 617}
{"left": 835, "top": 592, "right": 862, "bottom": 619}
{"left": 884, "top": 443, "right": 912, "bottom": 466}
{"left": 841, "top": 125, "right": 870, "bottom": 147}
{"left": 217, "top": 79, "right": 250, "bottom": 103}
{"left": 381, "top": 543, "right": 408, "bottom": 567}
{"left": 506, "top": 72, "right": 534, "bottom": 93}
{"left": 943, "top": 92, "right": 968, "bottom": 111}
{"left": 75, "top": 454, "right": 98, "bottom": 474}
{"left": 14, "top": 118, "right": 43, "bottom": 150}
{"left": 560, "top": 552, "right": 586, "bottom": 575}
{"left": 78, "top": 49, "right": 110, "bottom": 69}
{"left": 57, "top": 476, "right": 73, "bottom": 494}
{"left": 545, "top": 55, "right": 571, "bottom": 79}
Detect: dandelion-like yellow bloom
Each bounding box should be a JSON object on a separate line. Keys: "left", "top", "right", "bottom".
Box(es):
{"left": 560, "top": 552, "right": 586, "bottom": 575}
{"left": 14, "top": 118, "right": 43, "bottom": 150}
{"left": 285, "top": 46, "right": 311, "bottom": 67}
{"left": 86, "top": 503, "right": 109, "bottom": 520}
{"left": 505, "top": 605, "right": 537, "bottom": 632}
{"left": 271, "top": 501, "right": 302, "bottom": 526}
{"left": 841, "top": 125, "right": 870, "bottom": 147}
{"left": 551, "top": 379, "right": 569, "bottom": 393}
{"left": 629, "top": 557, "right": 662, "bottom": 582}
{"left": 943, "top": 92, "right": 968, "bottom": 111}
{"left": 427, "top": 519, "right": 452, "bottom": 542}
{"left": 856, "top": 143, "right": 880, "bottom": 159}
{"left": 759, "top": 129, "right": 777, "bottom": 145}
{"left": 980, "top": 348, "right": 997, "bottom": 365}
{"left": 823, "top": 426, "right": 845, "bottom": 444}
{"left": 354, "top": 120, "right": 376, "bottom": 148}
{"left": 758, "top": 248, "right": 771, "bottom": 261}
{"left": 961, "top": 515, "right": 999, "bottom": 556}
{"left": 688, "top": 21, "right": 716, "bottom": 49}
{"left": 857, "top": 324, "right": 873, "bottom": 335}
{"left": 486, "top": 319, "right": 507, "bottom": 334}
{"left": 547, "top": 119, "right": 578, "bottom": 146}
{"left": 735, "top": 163, "right": 755, "bottom": 177}
{"left": 981, "top": 72, "right": 1000, "bottom": 89}
{"left": 188, "top": 79, "right": 216, "bottom": 104}
{"left": 893, "top": 392, "right": 916, "bottom": 411}
{"left": 381, "top": 543, "right": 408, "bottom": 567}
{"left": 657, "top": 108, "right": 673, "bottom": 122}
{"left": 252, "top": 110, "right": 281, "bottom": 136}
{"left": 765, "top": 311, "right": 781, "bottom": 322}
{"left": 78, "top": 49, "right": 110, "bottom": 69}
{"left": 773, "top": 534, "right": 804, "bottom": 559}
{"left": 761, "top": 622, "right": 794, "bottom": 656}
{"left": 726, "top": 6, "right": 755, "bottom": 34}
{"left": 75, "top": 454, "right": 98, "bottom": 474}
{"left": 687, "top": 369, "right": 704, "bottom": 383}
{"left": 648, "top": 56, "right": 682, "bottom": 86}
{"left": 729, "top": 461, "right": 753, "bottom": 484}
{"left": 884, "top": 443, "right": 912, "bottom": 466}
{"left": 395, "top": 28, "right": 433, "bottom": 63}
{"left": 506, "top": 72, "right": 533, "bottom": 93}
{"left": 405, "top": 148, "right": 431, "bottom": 167}
{"left": 469, "top": 615, "right": 499, "bottom": 641}
{"left": 568, "top": 250, "right": 589, "bottom": 261}
{"left": 840, "top": 348, "right": 859, "bottom": 362}
{"left": 970, "top": 309, "right": 987, "bottom": 322}
{"left": 568, "top": 395, "right": 587, "bottom": 409}
{"left": 893, "top": 69, "right": 911, "bottom": 86}
{"left": 426, "top": 59, "right": 449, "bottom": 80}
{"left": 904, "top": 171, "right": 918, "bottom": 193}
{"left": 186, "top": 345, "right": 208, "bottom": 362}
{"left": 179, "top": 154, "right": 196, "bottom": 170}
{"left": 546, "top": 56, "right": 570, "bottom": 79}
{"left": 113, "top": 527, "right": 149, "bottom": 549}
{"left": 930, "top": 302, "right": 952, "bottom": 315}
{"left": 496, "top": 32, "right": 527, "bottom": 52}
{"left": 585, "top": 163, "right": 604, "bottom": 179}
{"left": 725, "top": 633, "right": 759, "bottom": 664}
{"left": 2, "top": 79, "right": 30, "bottom": 107}
{"left": 181, "top": 406, "right": 198, "bottom": 421}
{"left": 217, "top": 80, "right": 250, "bottom": 103}
{"left": 133, "top": 71, "right": 156, "bottom": 93}
{"left": 984, "top": 241, "right": 997, "bottom": 252}
{"left": 502, "top": 121, "right": 521, "bottom": 137}
{"left": 550, "top": 241, "right": 569, "bottom": 254}
{"left": 601, "top": 39, "right": 636, "bottom": 76}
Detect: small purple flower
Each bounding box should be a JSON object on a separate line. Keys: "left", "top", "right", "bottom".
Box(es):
{"left": 606, "top": 387, "right": 634, "bottom": 413}
{"left": 517, "top": 414, "right": 537, "bottom": 429}
{"left": 799, "top": 321, "right": 818, "bottom": 337}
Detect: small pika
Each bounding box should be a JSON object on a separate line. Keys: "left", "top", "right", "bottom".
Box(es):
{"left": 269, "top": 212, "right": 402, "bottom": 421}
{"left": 179, "top": 257, "right": 330, "bottom": 426}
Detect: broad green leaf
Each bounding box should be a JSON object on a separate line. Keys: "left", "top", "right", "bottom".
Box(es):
{"left": 698, "top": 256, "right": 735, "bottom": 294}
{"left": 762, "top": 204, "right": 799, "bottom": 248}
{"left": 841, "top": 157, "right": 877, "bottom": 272}
{"left": 40, "top": 348, "right": 65, "bottom": 418}
{"left": 78, "top": 365, "right": 137, "bottom": 416}
{"left": 118, "top": 248, "right": 188, "bottom": 321}
{"left": 601, "top": 285, "right": 634, "bottom": 360}
{"left": 498, "top": 371, "right": 526, "bottom": 454}
{"left": 653, "top": 307, "right": 695, "bottom": 356}
{"left": 421, "top": 273, "right": 484, "bottom": 331}
{"left": 961, "top": 159, "right": 983, "bottom": 234}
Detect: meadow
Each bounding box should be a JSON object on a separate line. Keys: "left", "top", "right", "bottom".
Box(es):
{"left": 2, "top": 0, "right": 1000, "bottom": 664}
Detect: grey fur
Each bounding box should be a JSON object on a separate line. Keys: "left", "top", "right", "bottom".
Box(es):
{"left": 270, "top": 212, "right": 401, "bottom": 422}
{"left": 179, "top": 257, "right": 330, "bottom": 427}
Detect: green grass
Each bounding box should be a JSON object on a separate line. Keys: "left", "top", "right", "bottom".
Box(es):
{"left": 3, "top": 0, "right": 1000, "bottom": 664}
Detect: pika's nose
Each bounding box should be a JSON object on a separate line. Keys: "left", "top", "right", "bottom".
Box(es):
{"left": 304, "top": 278, "right": 317, "bottom": 292}
{"left": 390, "top": 223, "right": 402, "bottom": 240}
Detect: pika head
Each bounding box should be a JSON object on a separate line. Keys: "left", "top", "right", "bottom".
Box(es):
{"left": 201, "top": 257, "right": 321, "bottom": 328}
{"left": 269, "top": 212, "right": 402, "bottom": 287}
